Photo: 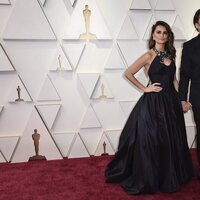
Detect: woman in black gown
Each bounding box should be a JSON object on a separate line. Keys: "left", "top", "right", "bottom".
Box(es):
{"left": 105, "top": 21, "right": 194, "bottom": 194}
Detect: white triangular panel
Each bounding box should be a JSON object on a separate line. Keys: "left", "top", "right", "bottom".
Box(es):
{"left": 0, "top": 152, "right": 6, "bottom": 163}
{"left": 8, "top": 76, "right": 32, "bottom": 102}
{"left": 36, "top": 104, "right": 61, "bottom": 129}
{"left": 0, "top": 136, "right": 19, "bottom": 161}
{"left": 53, "top": 132, "right": 76, "bottom": 157}
{"left": 49, "top": 46, "right": 72, "bottom": 71}
{"left": 94, "top": 133, "right": 115, "bottom": 156}
{"left": 78, "top": 73, "right": 100, "bottom": 98}
{"left": 130, "top": 0, "right": 151, "bottom": 10}
{"left": 172, "top": 15, "right": 187, "bottom": 40}
{"left": 104, "top": 44, "right": 126, "bottom": 70}
{"left": 62, "top": 42, "right": 86, "bottom": 70}
{"left": 105, "top": 130, "right": 121, "bottom": 152}
{"left": 80, "top": 104, "right": 101, "bottom": 128}
{"left": 155, "top": 0, "right": 175, "bottom": 10}
{"left": 117, "top": 15, "right": 138, "bottom": 40}
{"left": 155, "top": 12, "right": 176, "bottom": 26}
{"left": 0, "top": 44, "right": 15, "bottom": 71}
{"left": 119, "top": 101, "right": 136, "bottom": 118}
{"left": 186, "top": 126, "right": 196, "bottom": 148}
{"left": 37, "top": 75, "right": 61, "bottom": 101}
{"left": 63, "top": 0, "right": 112, "bottom": 39}
{"left": 11, "top": 108, "right": 62, "bottom": 163}
{"left": 92, "top": 76, "right": 114, "bottom": 99}
{"left": 0, "top": 0, "right": 10, "bottom": 5}
{"left": 68, "top": 133, "right": 90, "bottom": 158}
{"left": 3, "top": 0, "right": 56, "bottom": 40}
{"left": 143, "top": 15, "right": 156, "bottom": 40}
{"left": 79, "top": 128, "right": 103, "bottom": 155}
{"left": 129, "top": 12, "right": 152, "bottom": 39}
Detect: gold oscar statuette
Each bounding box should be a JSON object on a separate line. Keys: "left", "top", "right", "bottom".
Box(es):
{"left": 29, "top": 129, "right": 46, "bottom": 161}
{"left": 99, "top": 84, "right": 107, "bottom": 99}
{"left": 79, "top": 5, "right": 97, "bottom": 40}
{"left": 57, "top": 55, "right": 65, "bottom": 71}
{"left": 101, "top": 141, "right": 109, "bottom": 156}
{"left": 15, "top": 86, "right": 24, "bottom": 102}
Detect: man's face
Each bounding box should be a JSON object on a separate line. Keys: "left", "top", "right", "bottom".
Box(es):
{"left": 195, "top": 16, "right": 200, "bottom": 32}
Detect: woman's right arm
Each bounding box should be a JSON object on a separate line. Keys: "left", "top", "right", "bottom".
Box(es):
{"left": 124, "top": 52, "right": 162, "bottom": 93}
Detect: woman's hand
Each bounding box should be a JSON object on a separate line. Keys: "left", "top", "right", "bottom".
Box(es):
{"left": 143, "top": 83, "right": 162, "bottom": 93}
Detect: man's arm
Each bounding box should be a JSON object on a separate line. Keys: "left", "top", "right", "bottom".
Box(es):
{"left": 179, "top": 43, "right": 191, "bottom": 101}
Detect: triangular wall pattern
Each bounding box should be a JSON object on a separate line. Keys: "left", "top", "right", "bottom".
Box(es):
{"left": 0, "top": 44, "right": 15, "bottom": 71}
{"left": 79, "top": 128, "right": 103, "bottom": 155}
{"left": 0, "top": 0, "right": 10, "bottom": 5}
{"left": 36, "top": 104, "right": 61, "bottom": 130}
{"left": 49, "top": 45, "right": 72, "bottom": 71}
{"left": 104, "top": 43, "right": 126, "bottom": 70}
{"left": 0, "top": 136, "right": 19, "bottom": 162}
{"left": 78, "top": 73, "right": 100, "bottom": 98}
{"left": 129, "top": 11, "right": 152, "bottom": 39}
{"left": 3, "top": 0, "right": 56, "bottom": 40}
{"left": 53, "top": 132, "right": 76, "bottom": 157}
{"left": 130, "top": 0, "right": 151, "bottom": 10}
{"left": 143, "top": 15, "right": 156, "bottom": 40}
{"left": 80, "top": 104, "right": 101, "bottom": 128}
{"left": 68, "top": 133, "right": 90, "bottom": 158}
{"left": 117, "top": 15, "right": 138, "bottom": 40}
{"left": 8, "top": 75, "right": 32, "bottom": 102}
{"left": 0, "top": 152, "right": 6, "bottom": 163}
{"left": 172, "top": 15, "right": 187, "bottom": 40}
{"left": 155, "top": 12, "right": 176, "bottom": 26}
{"left": 11, "top": 107, "right": 62, "bottom": 163}
{"left": 92, "top": 101, "right": 126, "bottom": 130}
{"left": 94, "top": 133, "right": 115, "bottom": 156}
{"left": 63, "top": 0, "right": 112, "bottom": 39}
{"left": 92, "top": 75, "right": 114, "bottom": 99}
{"left": 119, "top": 101, "right": 136, "bottom": 118}
{"left": 37, "top": 75, "right": 61, "bottom": 101}
{"left": 105, "top": 130, "right": 121, "bottom": 152}
{"left": 62, "top": 41, "right": 86, "bottom": 70}
{"left": 155, "top": 0, "right": 175, "bottom": 10}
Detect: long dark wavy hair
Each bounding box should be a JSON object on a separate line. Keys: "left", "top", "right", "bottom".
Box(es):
{"left": 148, "top": 21, "right": 176, "bottom": 61}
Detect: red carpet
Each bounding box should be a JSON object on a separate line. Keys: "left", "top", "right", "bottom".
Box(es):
{"left": 0, "top": 150, "right": 199, "bottom": 200}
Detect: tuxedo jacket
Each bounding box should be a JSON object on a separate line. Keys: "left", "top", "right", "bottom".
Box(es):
{"left": 179, "top": 34, "right": 200, "bottom": 106}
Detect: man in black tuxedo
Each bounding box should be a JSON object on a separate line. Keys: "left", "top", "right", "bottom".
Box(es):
{"left": 179, "top": 9, "right": 200, "bottom": 166}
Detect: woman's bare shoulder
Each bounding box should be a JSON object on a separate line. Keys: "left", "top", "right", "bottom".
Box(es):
{"left": 141, "top": 50, "right": 155, "bottom": 64}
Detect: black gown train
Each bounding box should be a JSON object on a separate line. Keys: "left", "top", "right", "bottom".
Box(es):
{"left": 105, "top": 55, "right": 194, "bottom": 194}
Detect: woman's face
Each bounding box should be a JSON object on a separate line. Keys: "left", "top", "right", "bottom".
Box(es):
{"left": 153, "top": 25, "right": 169, "bottom": 45}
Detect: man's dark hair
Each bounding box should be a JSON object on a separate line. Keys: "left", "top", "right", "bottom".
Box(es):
{"left": 193, "top": 9, "right": 200, "bottom": 31}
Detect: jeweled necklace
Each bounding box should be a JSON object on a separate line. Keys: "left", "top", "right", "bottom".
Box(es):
{"left": 152, "top": 47, "right": 168, "bottom": 62}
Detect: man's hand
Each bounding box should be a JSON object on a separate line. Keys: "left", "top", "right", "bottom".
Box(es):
{"left": 181, "top": 101, "right": 192, "bottom": 113}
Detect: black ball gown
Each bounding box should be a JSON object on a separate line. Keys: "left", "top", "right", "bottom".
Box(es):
{"left": 105, "top": 55, "right": 194, "bottom": 194}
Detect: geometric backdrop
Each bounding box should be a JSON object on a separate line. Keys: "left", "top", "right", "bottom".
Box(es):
{"left": 0, "top": 0, "right": 199, "bottom": 163}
